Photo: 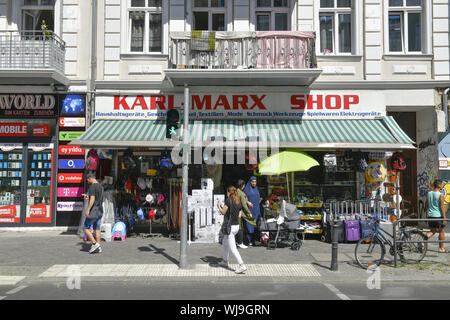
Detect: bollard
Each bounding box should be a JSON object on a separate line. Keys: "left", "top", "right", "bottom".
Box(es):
{"left": 331, "top": 219, "right": 339, "bottom": 271}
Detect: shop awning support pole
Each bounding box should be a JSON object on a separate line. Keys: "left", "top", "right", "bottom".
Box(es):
{"left": 179, "top": 84, "right": 190, "bottom": 269}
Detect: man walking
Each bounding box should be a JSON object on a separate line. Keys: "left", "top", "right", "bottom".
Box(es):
{"left": 425, "top": 179, "right": 447, "bottom": 253}
{"left": 83, "top": 173, "right": 104, "bottom": 254}
{"left": 236, "top": 179, "right": 256, "bottom": 248}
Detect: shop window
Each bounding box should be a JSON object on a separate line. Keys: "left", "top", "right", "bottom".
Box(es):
{"left": 319, "top": 0, "right": 352, "bottom": 54}
{"left": 387, "top": 0, "right": 422, "bottom": 53}
{"left": 193, "top": 0, "right": 226, "bottom": 31}
{"left": 256, "top": 0, "right": 290, "bottom": 31}
{"left": 128, "top": 0, "right": 163, "bottom": 53}
{"left": 22, "top": 0, "right": 55, "bottom": 33}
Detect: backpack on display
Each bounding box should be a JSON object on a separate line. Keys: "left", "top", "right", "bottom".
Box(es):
{"left": 112, "top": 221, "right": 126, "bottom": 241}
{"left": 354, "top": 152, "right": 369, "bottom": 172}
{"left": 391, "top": 152, "right": 407, "bottom": 171}
{"left": 86, "top": 149, "right": 99, "bottom": 171}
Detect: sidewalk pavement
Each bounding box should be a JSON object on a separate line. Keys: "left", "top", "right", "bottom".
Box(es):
{"left": 0, "top": 230, "right": 448, "bottom": 283}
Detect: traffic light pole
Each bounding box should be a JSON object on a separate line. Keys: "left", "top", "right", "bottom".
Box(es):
{"left": 179, "top": 84, "right": 190, "bottom": 269}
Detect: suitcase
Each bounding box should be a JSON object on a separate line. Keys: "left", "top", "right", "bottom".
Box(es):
{"left": 344, "top": 220, "right": 361, "bottom": 241}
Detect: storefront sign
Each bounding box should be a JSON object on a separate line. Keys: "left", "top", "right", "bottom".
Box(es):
{"left": 60, "top": 95, "right": 86, "bottom": 116}
{"left": 59, "top": 131, "right": 84, "bottom": 141}
{"left": 0, "top": 205, "right": 17, "bottom": 217}
{"left": 58, "top": 159, "right": 85, "bottom": 170}
{"left": 0, "top": 94, "right": 57, "bottom": 117}
{"left": 58, "top": 145, "right": 85, "bottom": 156}
{"left": 0, "top": 123, "right": 28, "bottom": 136}
{"left": 32, "top": 124, "right": 50, "bottom": 136}
{"left": 57, "top": 187, "right": 84, "bottom": 198}
{"left": 59, "top": 117, "right": 86, "bottom": 128}
{"left": 439, "top": 158, "right": 450, "bottom": 170}
{"left": 57, "top": 201, "right": 84, "bottom": 212}
{"left": 29, "top": 203, "right": 47, "bottom": 217}
{"left": 58, "top": 173, "right": 84, "bottom": 184}
{"left": 95, "top": 91, "right": 386, "bottom": 120}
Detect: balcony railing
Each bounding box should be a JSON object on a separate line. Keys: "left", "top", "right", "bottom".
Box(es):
{"left": 169, "top": 31, "right": 317, "bottom": 70}
{"left": 0, "top": 30, "right": 65, "bottom": 74}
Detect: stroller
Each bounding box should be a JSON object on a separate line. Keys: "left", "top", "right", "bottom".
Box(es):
{"left": 259, "top": 200, "right": 303, "bottom": 250}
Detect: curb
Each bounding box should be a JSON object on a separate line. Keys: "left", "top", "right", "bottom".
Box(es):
{"left": 0, "top": 227, "right": 78, "bottom": 233}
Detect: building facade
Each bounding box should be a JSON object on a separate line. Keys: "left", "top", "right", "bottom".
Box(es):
{"left": 0, "top": 0, "right": 449, "bottom": 228}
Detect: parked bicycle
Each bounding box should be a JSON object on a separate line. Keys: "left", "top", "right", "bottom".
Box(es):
{"left": 355, "top": 215, "right": 428, "bottom": 269}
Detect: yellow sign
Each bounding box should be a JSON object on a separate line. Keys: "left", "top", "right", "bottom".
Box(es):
{"left": 147, "top": 169, "right": 156, "bottom": 176}
{"left": 444, "top": 183, "right": 450, "bottom": 203}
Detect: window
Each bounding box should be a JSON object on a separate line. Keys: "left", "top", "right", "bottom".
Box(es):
{"left": 128, "top": 0, "right": 162, "bottom": 53}
{"left": 22, "top": 0, "right": 56, "bottom": 32}
{"left": 319, "top": 0, "right": 352, "bottom": 54}
{"left": 388, "top": 0, "right": 422, "bottom": 53}
{"left": 256, "top": 0, "right": 290, "bottom": 31}
{"left": 193, "top": 0, "right": 226, "bottom": 31}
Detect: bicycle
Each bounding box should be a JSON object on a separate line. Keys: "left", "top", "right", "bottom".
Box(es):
{"left": 355, "top": 215, "right": 428, "bottom": 269}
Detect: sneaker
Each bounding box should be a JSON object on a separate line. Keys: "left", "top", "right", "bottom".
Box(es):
{"left": 235, "top": 265, "right": 247, "bottom": 274}
{"left": 218, "top": 260, "right": 229, "bottom": 268}
{"left": 237, "top": 243, "right": 248, "bottom": 249}
{"left": 89, "top": 242, "right": 101, "bottom": 254}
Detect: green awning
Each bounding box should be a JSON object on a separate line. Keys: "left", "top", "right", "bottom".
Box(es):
{"left": 72, "top": 117, "right": 415, "bottom": 149}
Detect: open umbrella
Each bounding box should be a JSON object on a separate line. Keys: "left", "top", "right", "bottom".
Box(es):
{"left": 258, "top": 151, "right": 320, "bottom": 200}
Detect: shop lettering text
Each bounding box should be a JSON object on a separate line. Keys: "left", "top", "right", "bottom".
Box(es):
{"left": 0, "top": 123, "right": 28, "bottom": 136}
{"left": 58, "top": 145, "right": 85, "bottom": 156}
{"left": 0, "top": 95, "right": 55, "bottom": 110}
{"left": 113, "top": 94, "right": 359, "bottom": 111}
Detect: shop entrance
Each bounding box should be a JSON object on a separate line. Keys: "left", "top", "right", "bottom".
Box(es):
{"left": 0, "top": 143, "right": 55, "bottom": 226}
{"left": 388, "top": 111, "right": 417, "bottom": 217}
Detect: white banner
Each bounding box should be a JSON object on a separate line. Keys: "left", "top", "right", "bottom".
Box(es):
{"left": 95, "top": 90, "right": 386, "bottom": 120}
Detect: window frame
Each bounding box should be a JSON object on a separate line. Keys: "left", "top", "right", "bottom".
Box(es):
{"left": 191, "top": 0, "right": 228, "bottom": 31}
{"left": 385, "top": 0, "right": 424, "bottom": 54}
{"left": 317, "top": 0, "right": 354, "bottom": 56}
{"left": 21, "top": 0, "right": 56, "bottom": 32}
{"left": 254, "top": 0, "right": 291, "bottom": 31}
{"left": 126, "top": 0, "right": 164, "bottom": 54}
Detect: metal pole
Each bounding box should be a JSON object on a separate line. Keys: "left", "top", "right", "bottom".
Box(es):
{"left": 331, "top": 219, "right": 339, "bottom": 271}
{"left": 179, "top": 84, "right": 190, "bottom": 269}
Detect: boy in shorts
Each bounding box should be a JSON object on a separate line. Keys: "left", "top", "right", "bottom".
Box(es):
{"left": 425, "top": 180, "right": 447, "bottom": 253}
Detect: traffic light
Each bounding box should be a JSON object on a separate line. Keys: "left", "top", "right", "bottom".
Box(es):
{"left": 166, "top": 109, "right": 180, "bottom": 139}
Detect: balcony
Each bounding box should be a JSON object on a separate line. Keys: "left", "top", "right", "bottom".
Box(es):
{"left": 0, "top": 30, "right": 68, "bottom": 86}
{"left": 165, "top": 31, "right": 321, "bottom": 87}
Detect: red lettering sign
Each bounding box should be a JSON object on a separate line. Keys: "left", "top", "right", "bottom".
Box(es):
{"left": 32, "top": 124, "right": 50, "bottom": 136}
{"left": 0, "top": 205, "right": 17, "bottom": 217}
{"left": 290, "top": 94, "right": 360, "bottom": 110}
{"left": 0, "top": 123, "right": 28, "bottom": 136}
{"left": 29, "top": 203, "right": 47, "bottom": 217}
{"left": 58, "top": 173, "right": 85, "bottom": 184}
{"left": 58, "top": 145, "right": 85, "bottom": 156}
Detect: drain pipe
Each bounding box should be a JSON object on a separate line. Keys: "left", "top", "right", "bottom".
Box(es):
{"left": 89, "top": 0, "right": 98, "bottom": 127}
{"left": 444, "top": 88, "right": 450, "bottom": 132}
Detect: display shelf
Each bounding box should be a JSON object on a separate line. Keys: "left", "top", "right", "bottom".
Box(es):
{"left": 300, "top": 215, "right": 323, "bottom": 220}
{"left": 302, "top": 229, "right": 323, "bottom": 234}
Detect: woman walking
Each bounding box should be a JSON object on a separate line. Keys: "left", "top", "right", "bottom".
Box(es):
{"left": 243, "top": 176, "right": 262, "bottom": 246}
{"left": 217, "top": 186, "right": 248, "bottom": 274}
{"left": 425, "top": 179, "right": 447, "bottom": 253}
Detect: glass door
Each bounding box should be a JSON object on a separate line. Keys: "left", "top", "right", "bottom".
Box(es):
{"left": 25, "top": 143, "right": 54, "bottom": 224}
{"left": 0, "top": 144, "right": 23, "bottom": 225}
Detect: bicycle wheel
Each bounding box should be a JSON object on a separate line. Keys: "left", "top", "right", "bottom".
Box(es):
{"left": 398, "top": 230, "right": 428, "bottom": 264}
{"left": 355, "top": 236, "right": 385, "bottom": 270}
